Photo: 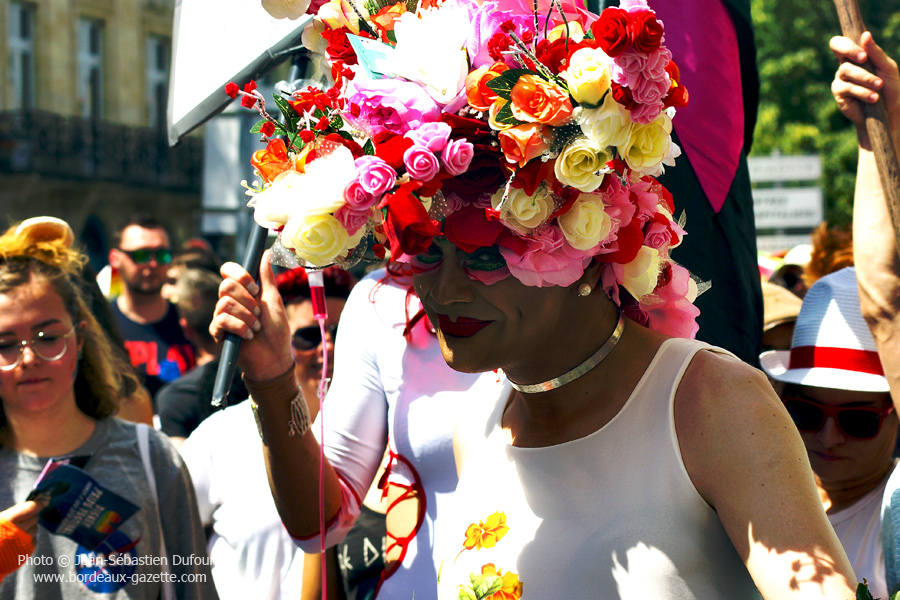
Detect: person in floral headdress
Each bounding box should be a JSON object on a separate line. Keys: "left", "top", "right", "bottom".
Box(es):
{"left": 212, "top": 0, "right": 858, "bottom": 596}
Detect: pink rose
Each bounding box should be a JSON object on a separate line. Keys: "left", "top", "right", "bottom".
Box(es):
{"left": 631, "top": 75, "right": 670, "bottom": 106}
{"left": 354, "top": 155, "right": 397, "bottom": 196}
{"left": 441, "top": 138, "right": 475, "bottom": 176}
{"left": 346, "top": 79, "right": 440, "bottom": 136}
{"left": 405, "top": 122, "right": 452, "bottom": 153}
{"left": 629, "top": 101, "right": 664, "bottom": 124}
{"left": 343, "top": 179, "right": 378, "bottom": 211}
{"left": 403, "top": 145, "right": 440, "bottom": 181}
{"left": 500, "top": 225, "right": 591, "bottom": 287}
{"left": 593, "top": 179, "right": 636, "bottom": 254}
{"left": 641, "top": 262, "right": 700, "bottom": 338}
{"left": 334, "top": 204, "right": 371, "bottom": 236}
{"left": 629, "top": 178, "right": 660, "bottom": 224}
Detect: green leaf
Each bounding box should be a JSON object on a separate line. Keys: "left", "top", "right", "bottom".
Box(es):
{"left": 249, "top": 119, "right": 270, "bottom": 134}
{"left": 273, "top": 95, "right": 299, "bottom": 126}
{"left": 363, "top": 139, "right": 375, "bottom": 156}
{"left": 856, "top": 581, "right": 875, "bottom": 600}
{"left": 457, "top": 586, "right": 477, "bottom": 600}
{"left": 330, "top": 114, "right": 345, "bottom": 131}
{"left": 485, "top": 68, "right": 538, "bottom": 100}
{"left": 890, "top": 591, "right": 900, "bottom": 600}
{"left": 386, "top": 29, "right": 397, "bottom": 44}
{"left": 493, "top": 102, "right": 520, "bottom": 127}
{"left": 472, "top": 574, "right": 502, "bottom": 599}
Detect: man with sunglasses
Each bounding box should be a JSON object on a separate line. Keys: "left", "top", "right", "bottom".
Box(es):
{"left": 760, "top": 267, "right": 897, "bottom": 598}
{"left": 108, "top": 214, "right": 195, "bottom": 405}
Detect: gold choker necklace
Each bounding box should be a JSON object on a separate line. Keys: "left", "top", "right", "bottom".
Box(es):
{"left": 508, "top": 313, "right": 625, "bottom": 394}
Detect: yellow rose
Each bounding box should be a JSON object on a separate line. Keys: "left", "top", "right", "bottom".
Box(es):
{"left": 578, "top": 92, "right": 632, "bottom": 149}
{"left": 316, "top": 0, "right": 359, "bottom": 33}
{"left": 621, "top": 111, "right": 673, "bottom": 173}
{"left": 562, "top": 47, "right": 612, "bottom": 107}
{"left": 281, "top": 213, "right": 349, "bottom": 267}
{"left": 547, "top": 21, "right": 585, "bottom": 43}
{"left": 622, "top": 246, "right": 661, "bottom": 299}
{"left": 491, "top": 186, "right": 554, "bottom": 232}
{"left": 554, "top": 137, "right": 612, "bottom": 193}
{"left": 557, "top": 193, "right": 612, "bottom": 250}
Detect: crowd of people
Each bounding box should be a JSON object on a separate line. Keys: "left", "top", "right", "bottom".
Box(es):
{"left": 3, "top": 0, "right": 900, "bottom": 599}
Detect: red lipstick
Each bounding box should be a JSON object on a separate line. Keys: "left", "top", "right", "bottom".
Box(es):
{"left": 437, "top": 315, "right": 492, "bottom": 338}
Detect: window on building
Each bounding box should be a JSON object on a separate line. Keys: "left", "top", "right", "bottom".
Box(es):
{"left": 146, "top": 35, "right": 170, "bottom": 131}
{"left": 78, "top": 18, "right": 104, "bottom": 120}
{"left": 7, "top": 1, "right": 36, "bottom": 110}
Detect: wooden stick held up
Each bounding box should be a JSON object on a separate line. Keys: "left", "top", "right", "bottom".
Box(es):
{"left": 833, "top": 0, "right": 900, "bottom": 258}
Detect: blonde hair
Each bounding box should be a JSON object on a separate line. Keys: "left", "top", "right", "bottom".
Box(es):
{"left": 0, "top": 223, "right": 140, "bottom": 440}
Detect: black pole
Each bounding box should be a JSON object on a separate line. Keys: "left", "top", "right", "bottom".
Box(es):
{"left": 210, "top": 50, "right": 307, "bottom": 408}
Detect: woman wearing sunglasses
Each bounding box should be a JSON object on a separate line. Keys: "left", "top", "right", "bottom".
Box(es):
{"left": 761, "top": 267, "right": 897, "bottom": 598}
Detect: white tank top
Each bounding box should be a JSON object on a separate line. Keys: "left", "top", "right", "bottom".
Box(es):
{"left": 435, "top": 338, "right": 761, "bottom": 599}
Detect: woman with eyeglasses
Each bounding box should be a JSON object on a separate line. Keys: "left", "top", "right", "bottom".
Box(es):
{"left": 760, "top": 267, "right": 898, "bottom": 598}
{"left": 0, "top": 221, "right": 217, "bottom": 599}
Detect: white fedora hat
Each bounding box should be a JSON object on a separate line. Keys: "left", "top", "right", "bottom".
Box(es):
{"left": 759, "top": 267, "right": 889, "bottom": 392}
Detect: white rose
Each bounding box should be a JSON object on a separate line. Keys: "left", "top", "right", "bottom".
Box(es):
{"left": 491, "top": 186, "right": 554, "bottom": 232}
{"left": 622, "top": 246, "right": 661, "bottom": 299}
{"left": 578, "top": 92, "right": 632, "bottom": 149}
{"left": 562, "top": 47, "right": 612, "bottom": 107}
{"left": 620, "top": 111, "right": 673, "bottom": 174}
{"left": 384, "top": 4, "right": 469, "bottom": 105}
{"left": 262, "top": 0, "right": 310, "bottom": 19}
{"left": 554, "top": 137, "right": 612, "bottom": 193}
{"left": 281, "top": 213, "right": 349, "bottom": 267}
{"left": 557, "top": 193, "right": 612, "bottom": 250}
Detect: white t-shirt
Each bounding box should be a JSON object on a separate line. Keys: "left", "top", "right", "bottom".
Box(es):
{"left": 181, "top": 402, "right": 305, "bottom": 600}
{"left": 828, "top": 466, "right": 895, "bottom": 600}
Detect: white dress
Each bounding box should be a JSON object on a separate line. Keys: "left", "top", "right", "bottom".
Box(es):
{"left": 435, "top": 338, "right": 760, "bottom": 600}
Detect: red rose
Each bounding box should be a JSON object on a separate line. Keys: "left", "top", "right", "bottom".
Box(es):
{"left": 591, "top": 8, "right": 631, "bottom": 57}
{"left": 439, "top": 114, "right": 494, "bottom": 145}
{"left": 380, "top": 181, "right": 442, "bottom": 257}
{"left": 374, "top": 132, "right": 414, "bottom": 171}
{"left": 241, "top": 95, "right": 257, "bottom": 109}
{"left": 444, "top": 205, "right": 504, "bottom": 254}
{"left": 663, "top": 60, "right": 689, "bottom": 109}
{"left": 510, "top": 158, "right": 555, "bottom": 196}
{"left": 225, "top": 82, "right": 240, "bottom": 98}
{"left": 442, "top": 150, "right": 506, "bottom": 200}
{"left": 611, "top": 82, "right": 636, "bottom": 110}
{"left": 322, "top": 27, "right": 358, "bottom": 65}
{"left": 260, "top": 121, "right": 276, "bottom": 137}
{"left": 243, "top": 80, "right": 258, "bottom": 93}
{"left": 596, "top": 219, "right": 643, "bottom": 264}
{"left": 322, "top": 133, "right": 364, "bottom": 159}
{"left": 629, "top": 10, "right": 664, "bottom": 54}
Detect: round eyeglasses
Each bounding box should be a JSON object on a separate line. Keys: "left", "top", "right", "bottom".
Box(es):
{"left": 0, "top": 326, "right": 77, "bottom": 371}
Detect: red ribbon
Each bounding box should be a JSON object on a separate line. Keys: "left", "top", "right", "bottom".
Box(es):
{"left": 788, "top": 346, "right": 884, "bottom": 376}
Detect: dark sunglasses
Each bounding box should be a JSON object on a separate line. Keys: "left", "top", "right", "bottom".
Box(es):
{"left": 291, "top": 323, "right": 338, "bottom": 351}
{"left": 119, "top": 248, "right": 173, "bottom": 265}
{"left": 781, "top": 391, "right": 895, "bottom": 441}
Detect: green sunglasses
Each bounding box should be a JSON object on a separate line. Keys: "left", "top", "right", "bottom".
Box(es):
{"left": 119, "top": 248, "right": 173, "bottom": 265}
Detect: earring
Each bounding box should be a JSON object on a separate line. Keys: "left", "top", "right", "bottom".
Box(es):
{"left": 577, "top": 283, "right": 592, "bottom": 297}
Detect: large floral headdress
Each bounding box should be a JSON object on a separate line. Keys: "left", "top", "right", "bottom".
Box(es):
{"left": 229, "top": 0, "right": 700, "bottom": 337}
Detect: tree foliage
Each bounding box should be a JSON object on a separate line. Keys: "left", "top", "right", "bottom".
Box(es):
{"left": 751, "top": 0, "right": 900, "bottom": 226}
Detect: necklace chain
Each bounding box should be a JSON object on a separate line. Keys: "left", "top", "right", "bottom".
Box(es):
{"left": 508, "top": 313, "right": 625, "bottom": 394}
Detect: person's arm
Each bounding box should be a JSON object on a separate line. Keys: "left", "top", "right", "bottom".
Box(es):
{"left": 0, "top": 501, "right": 41, "bottom": 583}
{"left": 211, "top": 252, "right": 345, "bottom": 539}
{"left": 831, "top": 32, "right": 900, "bottom": 406}
{"left": 676, "top": 351, "right": 857, "bottom": 599}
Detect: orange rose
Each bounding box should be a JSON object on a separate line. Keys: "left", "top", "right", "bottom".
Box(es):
{"left": 498, "top": 123, "right": 552, "bottom": 167}
{"left": 370, "top": 2, "right": 406, "bottom": 43}
{"left": 509, "top": 74, "right": 573, "bottom": 126}
{"left": 251, "top": 138, "right": 294, "bottom": 183}
{"left": 466, "top": 62, "right": 509, "bottom": 111}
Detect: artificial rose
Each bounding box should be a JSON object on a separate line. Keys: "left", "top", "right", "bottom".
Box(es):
{"left": 251, "top": 138, "right": 294, "bottom": 183}
{"left": 630, "top": 72, "right": 669, "bottom": 107}
{"left": 553, "top": 137, "right": 611, "bottom": 193}
{"left": 578, "top": 92, "right": 633, "bottom": 149}
{"left": 321, "top": 132, "right": 364, "bottom": 159}
{"left": 316, "top": 0, "right": 359, "bottom": 33}
{"left": 641, "top": 262, "right": 700, "bottom": 338}
{"left": 510, "top": 158, "right": 555, "bottom": 196}
{"left": 509, "top": 74, "right": 573, "bottom": 126}
{"left": 444, "top": 204, "right": 505, "bottom": 253}
{"left": 644, "top": 208, "right": 685, "bottom": 251}
{"left": 301, "top": 19, "right": 328, "bottom": 56}
{"left": 322, "top": 27, "right": 358, "bottom": 65}
{"left": 346, "top": 79, "right": 440, "bottom": 137}
{"left": 590, "top": 7, "right": 631, "bottom": 57}
{"left": 499, "top": 224, "right": 591, "bottom": 287}
{"left": 628, "top": 9, "right": 664, "bottom": 54}
{"left": 497, "top": 123, "right": 552, "bottom": 167}
{"left": 405, "top": 122, "right": 451, "bottom": 153}
{"left": 280, "top": 213, "right": 349, "bottom": 267}
{"left": 262, "top": 0, "right": 311, "bottom": 19}
{"left": 629, "top": 101, "right": 664, "bottom": 125}
{"left": 441, "top": 138, "right": 474, "bottom": 176}
{"left": 465, "top": 62, "right": 508, "bottom": 111}
{"left": 342, "top": 179, "right": 376, "bottom": 210}
{"left": 334, "top": 201, "right": 373, "bottom": 235}
{"left": 620, "top": 111, "right": 672, "bottom": 172}
{"left": 441, "top": 150, "right": 506, "bottom": 200}
{"left": 488, "top": 100, "right": 513, "bottom": 131}
{"left": 464, "top": 0, "right": 535, "bottom": 69}
{"left": 380, "top": 181, "right": 442, "bottom": 257}
{"left": 547, "top": 20, "right": 585, "bottom": 42}
{"left": 557, "top": 193, "right": 613, "bottom": 250}
{"left": 370, "top": 1, "right": 407, "bottom": 42}
{"left": 491, "top": 186, "right": 554, "bottom": 231}
{"left": 663, "top": 60, "right": 689, "bottom": 109}
{"left": 562, "top": 47, "right": 612, "bottom": 106}
{"left": 534, "top": 38, "right": 574, "bottom": 75}
{"left": 621, "top": 245, "right": 661, "bottom": 299}
{"left": 403, "top": 146, "right": 440, "bottom": 181}
{"left": 354, "top": 155, "right": 397, "bottom": 196}
{"left": 386, "top": 3, "right": 470, "bottom": 105}
{"left": 374, "top": 132, "right": 415, "bottom": 171}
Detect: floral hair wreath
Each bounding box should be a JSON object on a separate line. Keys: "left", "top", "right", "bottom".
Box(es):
{"left": 228, "top": 0, "right": 703, "bottom": 338}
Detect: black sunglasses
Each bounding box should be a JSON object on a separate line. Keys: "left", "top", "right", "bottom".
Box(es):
{"left": 119, "top": 248, "right": 173, "bottom": 265}
{"left": 291, "top": 323, "right": 338, "bottom": 351}
{"left": 781, "top": 388, "right": 895, "bottom": 441}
